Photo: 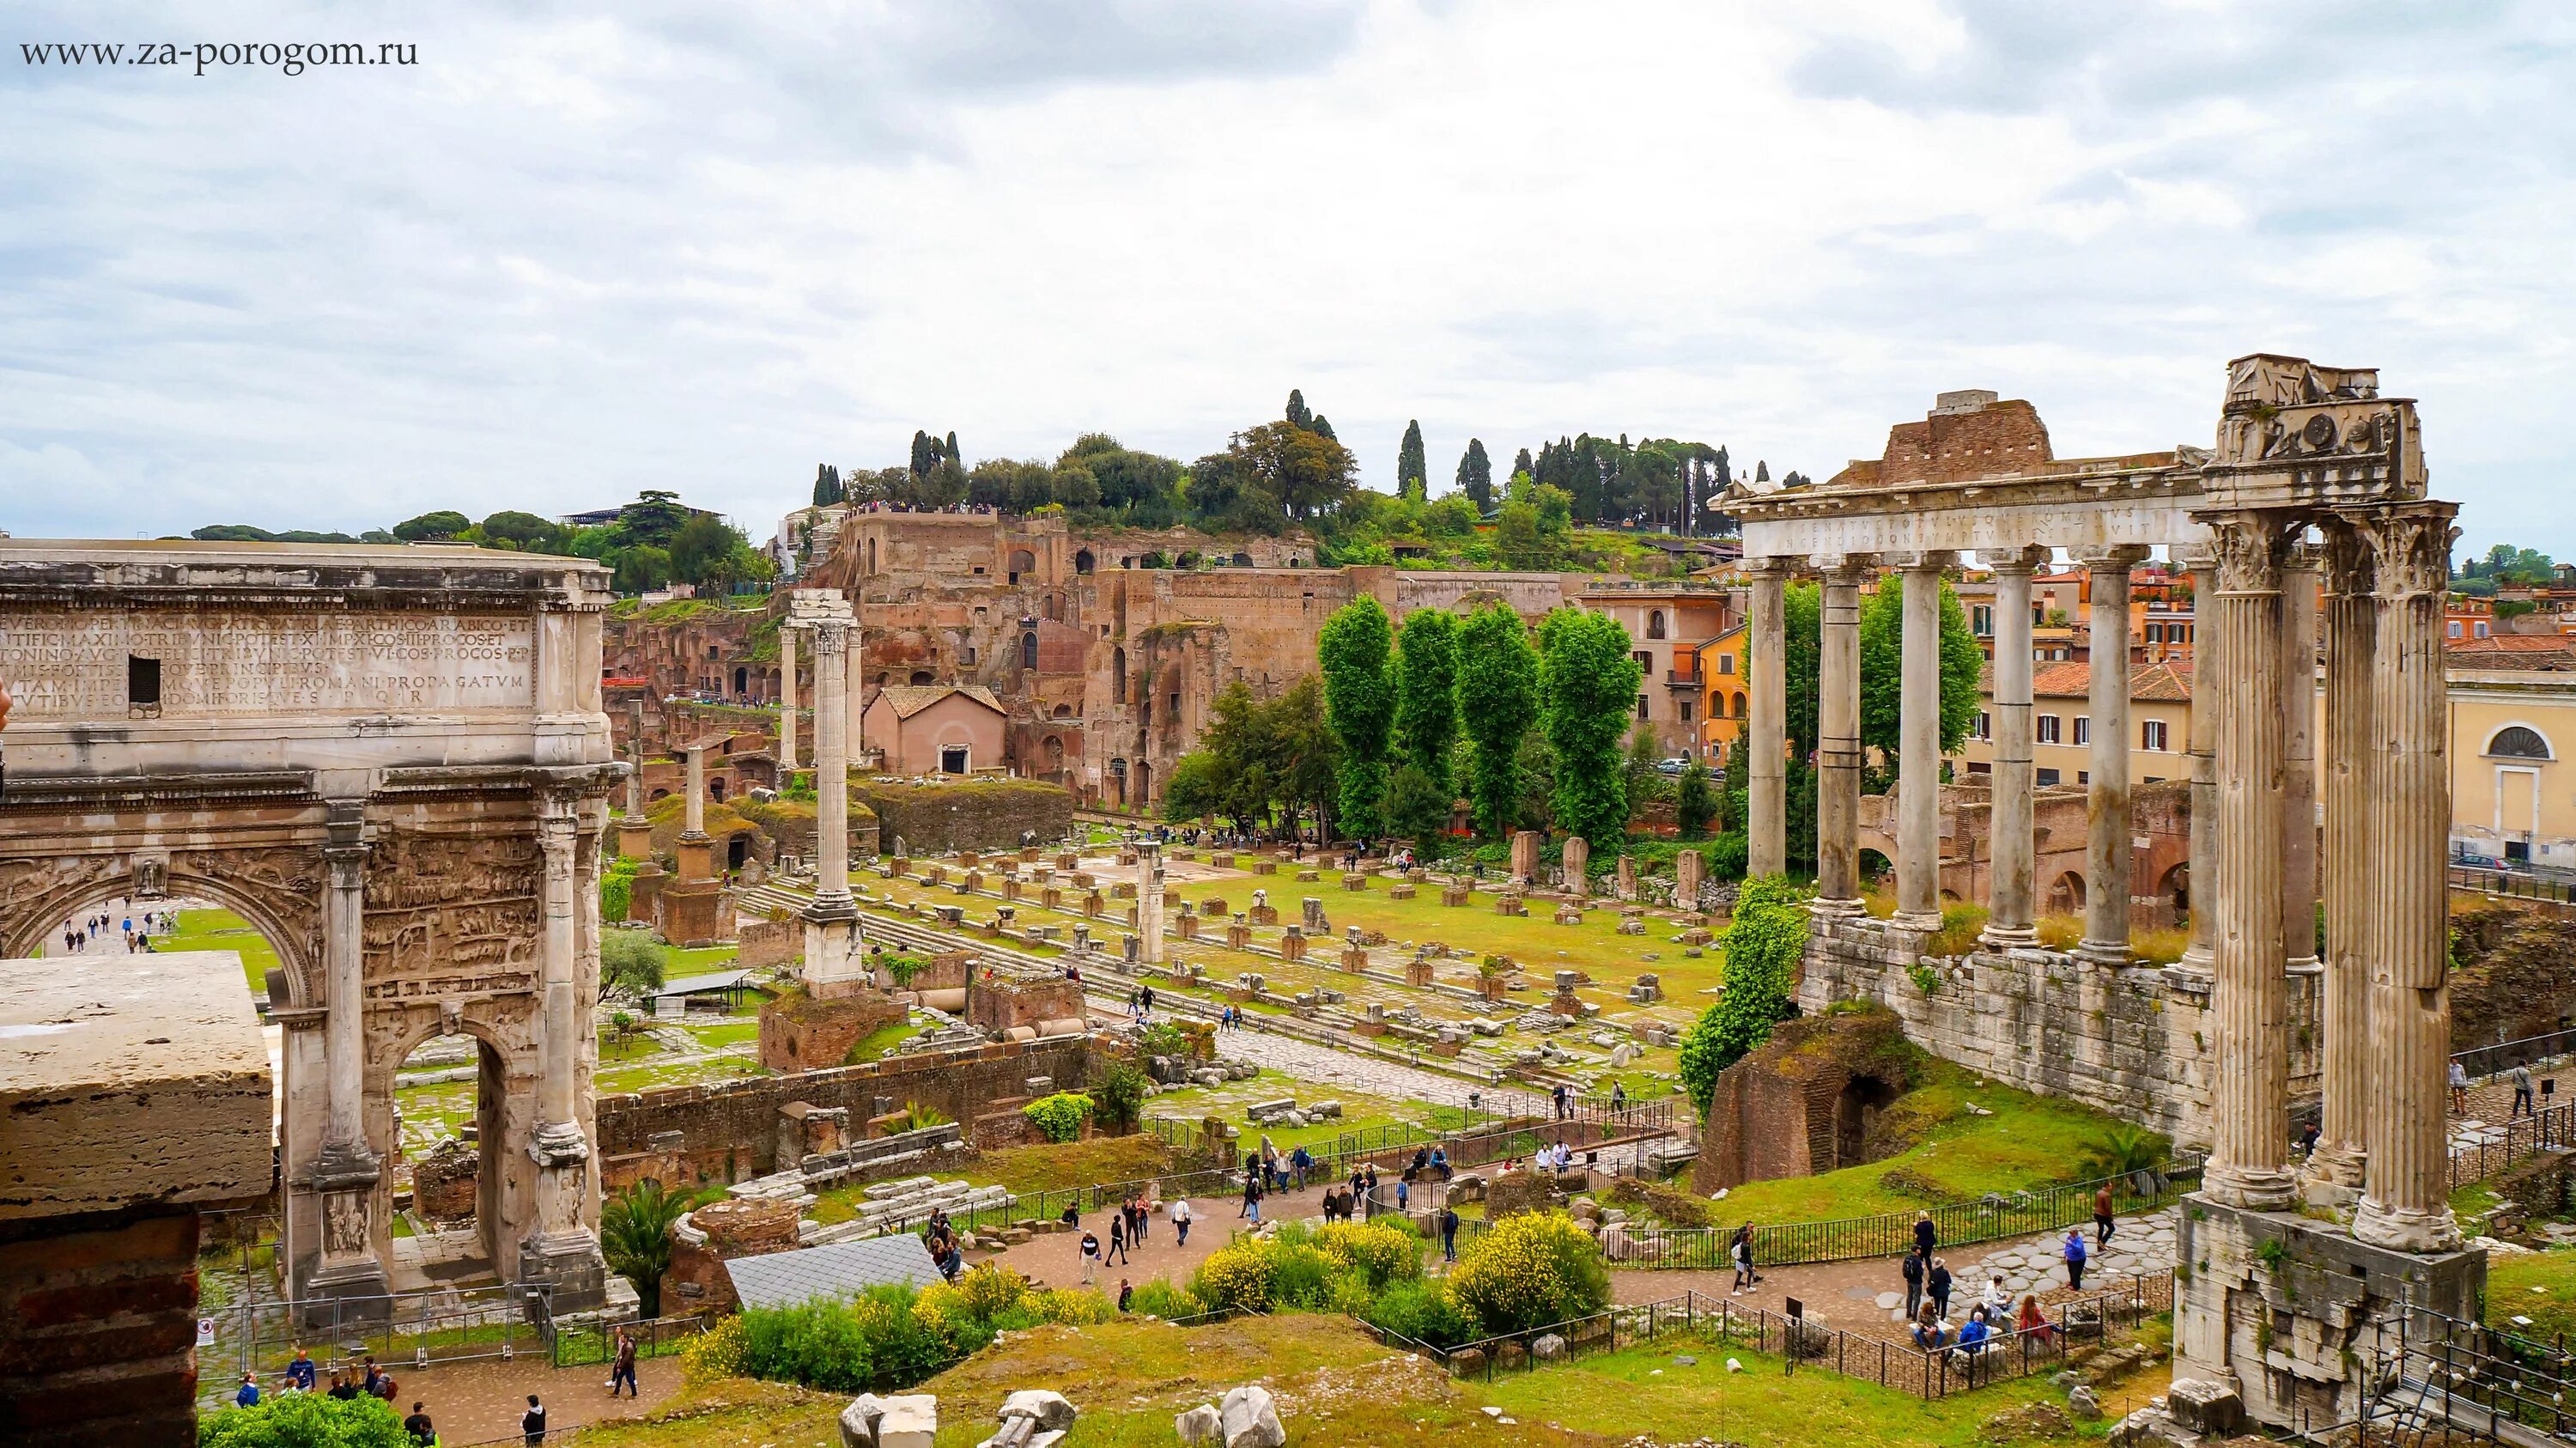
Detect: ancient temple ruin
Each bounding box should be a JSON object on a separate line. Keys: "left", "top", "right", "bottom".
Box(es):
{"left": 1730, "top": 356, "right": 2473, "bottom": 1427}
{"left": 0, "top": 541, "right": 624, "bottom": 1319}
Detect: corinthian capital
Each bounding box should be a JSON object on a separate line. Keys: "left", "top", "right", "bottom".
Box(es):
{"left": 2357, "top": 501, "right": 2458, "bottom": 601}
{"left": 2202, "top": 509, "right": 2295, "bottom": 593}
{"left": 2319, "top": 516, "right": 2377, "bottom": 597}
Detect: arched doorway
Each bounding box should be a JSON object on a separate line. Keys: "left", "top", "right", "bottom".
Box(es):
{"left": 2161, "top": 863, "right": 2190, "bottom": 923}
{"left": 1074, "top": 549, "right": 1094, "bottom": 575}
{"left": 1833, "top": 1074, "right": 1899, "bottom": 1168}
{"left": 732, "top": 666, "right": 748, "bottom": 696}
{"left": 909, "top": 670, "right": 935, "bottom": 686}
{"left": 2050, "top": 871, "right": 2087, "bottom": 915}
{"left": 1008, "top": 549, "right": 1036, "bottom": 583}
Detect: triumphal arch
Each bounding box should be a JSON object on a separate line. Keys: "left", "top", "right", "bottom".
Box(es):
{"left": 1729, "top": 355, "right": 2474, "bottom": 1429}
{"left": 0, "top": 540, "right": 622, "bottom": 1317}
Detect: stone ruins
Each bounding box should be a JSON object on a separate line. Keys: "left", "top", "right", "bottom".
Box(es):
{"left": 0, "top": 540, "right": 623, "bottom": 1320}
{"left": 1732, "top": 356, "right": 2471, "bottom": 1428}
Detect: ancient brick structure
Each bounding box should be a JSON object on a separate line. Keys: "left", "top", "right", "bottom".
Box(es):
{"left": 758, "top": 988, "right": 909, "bottom": 1072}
{"left": 660, "top": 1196, "right": 800, "bottom": 1319}
{"left": 1856, "top": 779, "right": 2197, "bottom": 928}
{"left": 410, "top": 1138, "right": 481, "bottom": 1223}
{"left": 1693, "top": 1010, "right": 1918, "bottom": 1195}
{"left": 965, "top": 976, "right": 1088, "bottom": 1037}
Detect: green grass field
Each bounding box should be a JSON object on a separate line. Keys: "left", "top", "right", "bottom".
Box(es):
{"left": 156, "top": 908, "right": 282, "bottom": 995}
{"left": 2486, "top": 1247, "right": 2576, "bottom": 1342}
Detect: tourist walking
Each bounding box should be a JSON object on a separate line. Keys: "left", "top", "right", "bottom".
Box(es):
{"left": 1241, "top": 1173, "right": 1263, "bottom": 1225}
{"left": 610, "top": 1328, "right": 639, "bottom": 1397}
{"left": 2093, "top": 1180, "right": 2117, "bottom": 1246}
{"left": 522, "top": 1394, "right": 548, "bottom": 1445}
{"left": 1728, "top": 1226, "right": 1754, "bottom": 1294}
{"left": 1107, "top": 1210, "right": 1128, "bottom": 1266}
{"left": 2451, "top": 1058, "right": 2471, "bottom": 1115}
{"left": 1441, "top": 1206, "right": 1461, "bottom": 1263}
{"left": 2512, "top": 1062, "right": 2537, "bottom": 1119}
{"left": 1079, "top": 1228, "right": 1102, "bottom": 1285}
{"left": 1901, "top": 1245, "right": 1926, "bottom": 1317}
{"left": 1170, "top": 1196, "right": 1192, "bottom": 1246}
{"left": 1927, "top": 1256, "right": 1953, "bottom": 1318}
{"left": 404, "top": 1402, "right": 436, "bottom": 1446}
{"left": 2063, "top": 1228, "right": 2088, "bottom": 1290}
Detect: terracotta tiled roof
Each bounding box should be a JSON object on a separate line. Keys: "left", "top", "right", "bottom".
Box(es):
{"left": 874, "top": 684, "right": 1005, "bottom": 720}
{"left": 2448, "top": 634, "right": 2576, "bottom": 654}
{"left": 2026, "top": 660, "right": 2193, "bottom": 703}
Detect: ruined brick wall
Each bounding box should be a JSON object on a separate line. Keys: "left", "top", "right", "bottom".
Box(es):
{"left": 1864, "top": 780, "right": 2193, "bottom": 931}
{"left": 966, "top": 976, "right": 1088, "bottom": 1035}
{"left": 1795, "top": 916, "right": 2323, "bottom": 1150}
{"left": 0, "top": 1207, "right": 204, "bottom": 1448}
{"left": 596, "top": 1035, "right": 1099, "bottom": 1186}
{"left": 410, "top": 1140, "right": 479, "bottom": 1222}
{"left": 661, "top": 1196, "right": 801, "bottom": 1319}
{"left": 860, "top": 779, "right": 1072, "bottom": 853}
{"left": 2451, "top": 902, "right": 2576, "bottom": 1052}
{"left": 1692, "top": 1010, "right": 1916, "bottom": 1195}
{"left": 733, "top": 917, "right": 799, "bottom": 968}
{"left": 757, "top": 989, "right": 908, "bottom": 1072}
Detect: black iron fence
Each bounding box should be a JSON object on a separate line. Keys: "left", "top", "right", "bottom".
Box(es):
{"left": 196, "top": 1281, "right": 554, "bottom": 1408}
{"left": 1363, "top": 1275, "right": 2172, "bottom": 1402}
{"left": 2448, "top": 864, "right": 2576, "bottom": 912}
{"left": 2452, "top": 1027, "right": 2576, "bottom": 1084}
{"left": 551, "top": 1312, "right": 708, "bottom": 1369}
{"left": 2448, "top": 1099, "right": 2576, "bottom": 1189}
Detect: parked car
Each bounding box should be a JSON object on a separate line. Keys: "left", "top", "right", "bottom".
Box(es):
{"left": 1656, "top": 757, "right": 1690, "bottom": 775}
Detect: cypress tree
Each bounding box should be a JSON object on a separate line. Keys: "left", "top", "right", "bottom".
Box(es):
{"left": 1713, "top": 444, "right": 1731, "bottom": 487}
{"left": 1397, "top": 419, "right": 1427, "bottom": 502}
{"left": 1512, "top": 446, "right": 1534, "bottom": 480}
{"left": 1754, "top": 459, "right": 1770, "bottom": 484}
{"left": 1286, "top": 389, "right": 1313, "bottom": 430}
{"left": 945, "top": 430, "right": 962, "bottom": 470}
{"left": 1457, "top": 439, "right": 1494, "bottom": 513}
{"left": 1311, "top": 415, "right": 1336, "bottom": 441}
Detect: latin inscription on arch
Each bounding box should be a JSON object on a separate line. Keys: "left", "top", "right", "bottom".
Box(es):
{"left": 0, "top": 611, "right": 533, "bottom": 717}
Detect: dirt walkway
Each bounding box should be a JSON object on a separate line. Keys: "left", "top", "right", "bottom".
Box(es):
{"left": 370, "top": 1354, "right": 683, "bottom": 1446}
{"left": 980, "top": 1178, "right": 1364, "bottom": 1292}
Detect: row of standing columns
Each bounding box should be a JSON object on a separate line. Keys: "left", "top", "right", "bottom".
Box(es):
{"left": 1742, "top": 508, "right": 2457, "bottom": 1250}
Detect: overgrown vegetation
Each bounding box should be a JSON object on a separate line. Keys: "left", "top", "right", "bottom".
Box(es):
{"left": 198, "top": 1392, "right": 411, "bottom": 1446}
{"left": 1021, "top": 1091, "right": 1095, "bottom": 1144}
{"left": 731, "top": 1264, "right": 1110, "bottom": 1395}
{"left": 1678, "top": 874, "right": 1812, "bottom": 1116}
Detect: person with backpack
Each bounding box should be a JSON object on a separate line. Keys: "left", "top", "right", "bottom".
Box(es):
{"left": 1901, "top": 1244, "right": 1927, "bottom": 1317}
{"left": 521, "top": 1395, "right": 548, "bottom": 1445}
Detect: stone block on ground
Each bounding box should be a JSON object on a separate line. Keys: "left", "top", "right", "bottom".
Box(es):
{"left": 841, "top": 1395, "right": 886, "bottom": 1448}
{"left": 1175, "top": 1404, "right": 1223, "bottom": 1445}
{"left": 1218, "top": 1384, "right": 1285, "bottom": 1448}
{"left": 875, "top": 1394, "right": 939, "bottom": 1448}
{"left": 2162, "top": 1377, "right": 2241, "bottom": 1437}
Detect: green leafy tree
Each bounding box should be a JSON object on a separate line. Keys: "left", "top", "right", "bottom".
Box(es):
{"left": 1455, "top": 603, "right": 1541, "bottom": 838}
{"left": 1621, "top": 724, "right": 1665, "bottom": 819}
{"left": 1676, "top": 759, "right": 1716, "bottom": 838}
{"left": 1392, "top": 608, "right": 1461, "bottom": 794}
{"left": 1456, "top": 438, "right": 1494, "bottom": 513}
{"left": 1382, "top": 763, "right": 1453, "bottom": 856}
{"left": 599, "top": 929, "right": 667, "bottom": 1002}
{"left": 1233, "top": 421, "right": 1358, "bottom": 520}
{"left": 1092, "top": 1061, "right": 1149, "bottom": 1132}
{"left": 602, "top": 1177, "right": 711, "bottom": 1317}
{"left": 1856, "top": 573, "right": 1984, "bottom": 771}
{"left": 813, "top": 463, "right": 843, "bottom": 507}
{"left": 1677, "top": 875, "right": 1810, "bottom": 1116}
{"left": 391, "top": 509, "right": 471, "bottom": 541}
{"left": 1318, "top": 598, "right": 1397, "bottom": 840}
{"left": 480, "top": 510, "right": 571, "bottom": 553}
{"left": 1492, "top": 500, "right": 1545, "bottom": 569}
{"left": 1538, "top": 608, "right": 1643, "bottom": 848}
{"left": 616, "top": 490, "right": 692, "bottom": 549}
{"left": 1397, "top": 419, "right": 1427, "bottom": 502}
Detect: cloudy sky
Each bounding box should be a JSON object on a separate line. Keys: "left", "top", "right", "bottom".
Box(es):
{"left": 5, "top": 1, "right": 2571, "bottom": 557}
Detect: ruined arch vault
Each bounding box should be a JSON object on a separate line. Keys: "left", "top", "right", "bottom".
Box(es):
{"left": 0, "top": 540, "right": 624, "bottom": 1319}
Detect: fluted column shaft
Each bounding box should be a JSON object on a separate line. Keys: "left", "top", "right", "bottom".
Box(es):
{"left": 319, "top": 837, "right": 373, "bottom": 1163}
{"left": 624, "top": 700, "right": 645, "bottom": 819}
{"left": 1894, "top": 556, "right": 1948, "bottom": 928}
{"left": 811, "top": 621, "right": 853, "bottom": 907}
{"left": 2281, "top": 549, "right": 2320, "bottom": 971}
{"left": 2079, "top": 546, "right": 2149, "bottom": 963}
{"left": 1814, "top": 559, "right": 1870, "bottom": 913}
{"left": 2201, "top": 512, "right": 2296, "bottom": 1211}
{"left": 2306, "top": 524, "right": 2373, "bottom": 1198}
{"left": 538, "top": 810, "right": 580, "bottom": 1133}
{"left": 1984, "top": 550, "right": 2045, "bottom": 946}
{"left": 846, "top": 596, "right": 864, "bottom": 760}
{"left": 2354, "top": 502, "right": 2464, "bottom": 1252}
{"left": 683, "top": 745, "right": 707, "bottom": 837}
{"left": 779, "top": 623, "right": 799, "bottom": 771}
{"left": 2179, "top": 549, "right": 2220, "bottom": 974}
{"left": 1747, "top": 562, "right": 1789, "bottom": 879}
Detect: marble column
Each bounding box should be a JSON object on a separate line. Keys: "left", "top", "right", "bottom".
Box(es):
{"left": 2353, "top": 502, "right": 2464, "bottom": 1253}
{"left": 1746, "top": 560, "right": 1789, "bottom": 880}
{"left": 1893, "top": 553, "right": 1952, "bottom": 929}
{"left": 1814, "top": 557, "right": 1871, "bottom": 915}
{"left": 2177, "top": 547, "right": 2221, "bottom": 977}
{"left": 805, "top": 618, "right": 866, "bottom": 989}
{"left": 306, "top": 806, "right": 387, "bottom": 1303}
{"left": 2279, "top": 547, "right": 2320, "bottom": 973}
{"left": 2304, "top": 521, "right": 2373, "bottom": 1203}
{"left": 2199, "top": 511, "right": 2297, "bottom": 1212}
{"left": 683, "top": 744, "right": 708, "bottom": 838}
{"left": 778, "top": 621, "right": 799, "bottom": 772}
{"left": 521, "top": 800, "right": 605, "bottom": 1305}
{"left": 1139, "top": 839, "right": 1167, "bottom": 965}
{"left": 846, "top": 597, "right": 865, "bottom": 762}
{"left": 1982, "top": 548, "right": 2047, "bottom": 948}
{"left": 2077, "top": 545, "right": 2151, "bottom": 964}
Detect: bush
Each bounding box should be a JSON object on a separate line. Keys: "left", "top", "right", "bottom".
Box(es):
{"left": 1092, "top": 1061, "right": 1149, "bottom": 1132}
{"left": 1191, "top": 1238, "right": 1278, "bottom": 1314}
{"left": 1449, "top": 1210, "right": 1611, "bottom": 1335}
{"left": 199, "top": 1393, "right": 411, "bottom": 1447}
{"left": 1126, "top": 1278, "right": 1206, "bottom": 1319}
{"left": 600, "top": 928, "right": 668, "bottom": 1001}
{"left": 1022, "top": 1092, "right": 1094, "bottom": 1143}
{"left": 1678, "top": 873, "right": 1810, "bottom": 1117}
{"left": 681, "top": 1313, "right": 750, "bottom": 1384}
{"left": 1313, "top": 1220, "right": 1424, "bottom": 1291}
{"left": 1363, "top": 1277, "right": 1479, "bottom": 1349}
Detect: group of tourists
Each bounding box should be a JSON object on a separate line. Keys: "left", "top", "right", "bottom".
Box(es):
{"left": 61, "top": 903, "right": 167, "bottom": 955}
{"left": 235, "top": 1349, "right": 453, "bottom": 1445}
{"left": 1125, "top": 983, "right": 1156, "bottom": 1023}
{"left": 923, "top": 1209, "right": 968, "bottom": 1281}
{"left": 1069, "top": 1192, "right": 1160, "bottom": 1282}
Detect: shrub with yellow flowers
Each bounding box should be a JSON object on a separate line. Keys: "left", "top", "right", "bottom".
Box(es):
{"left": 1447, "top": 1210, "right": 1609, "bottom": 1335}
{"left": 679, "top": 1312, "right": 749, "bottom": 1384}
{"left": 1190, "top": 1238, "right": 1279, "bottom": 1314}
{"left": 1314, "top": 1220, "right": 1425, "bottom": 1292}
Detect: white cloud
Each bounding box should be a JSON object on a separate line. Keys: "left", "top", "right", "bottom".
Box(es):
{"left": 1, "top": 0, "right": 2570, "bottom": 559}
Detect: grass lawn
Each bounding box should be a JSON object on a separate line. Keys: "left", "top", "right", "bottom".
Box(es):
{"left": 669, "top": 942, "right": 743, "bottom": 970}
{"left": 2485, "top": 1247, "right": 2576, "bottom": 1342}
{"left": 156, "top": 908, "right": 281, "bottom": 995}
{"left": 1708, "top": 1057, "right": 2157, "bottom": 1224}
{"left": 596, "top": 1056, "right": 766, "bottom": 1095}
{"left": 574, "top": 1310, "right": 2097, "bottom": 1448}
{"left": 1144, "top": 1068, "right": 1460, "bottom": 1154}
{"left": 810, "top": 1134, "right": 1175, "bottom": 1224}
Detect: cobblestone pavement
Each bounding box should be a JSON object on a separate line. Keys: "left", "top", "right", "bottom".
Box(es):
{"left": 1204, "top": 1023, "right": 1489, "bottom": 1109}
{"left": 1952, "top": 1208, "right": 2178, "bottom": 1303}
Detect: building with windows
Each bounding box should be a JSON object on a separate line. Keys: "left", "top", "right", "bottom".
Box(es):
{"left": 2447, "top": 656, "right": 2576, "bottom": 870}
{"left": 1577, "top": 586, "right": 1739, "bottom": 757}
{"left": 1692, "top": 623, "right": 1750, "bottom": 759}
{"left": 1955, "top": 659, "right": 2196, "bottom": 788}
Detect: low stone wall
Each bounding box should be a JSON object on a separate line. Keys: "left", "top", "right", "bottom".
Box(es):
{"left": 410, "top": 1139, "right": 480, "bottom": 1222}
{"left": 598, "top": 1034, "right": 1103, "bottom": 1189}
{"left": 967, "top": 976, "right": 1087, "bottom": 1037}
{"left": 663, "top": 1196, "right": 802, "bottom": 1318}
{"left": 733, "top": 917, "right": 799, "bottom": 968}
{"left": 859, "top": 779, "right": 1073, "bottom": 855}
{"left": 1796, "top": 915, "right": 2322, "bottom": 1151}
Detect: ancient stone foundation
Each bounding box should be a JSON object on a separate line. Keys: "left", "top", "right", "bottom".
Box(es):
{"left": 1798, "top": 915, "right": 2321, "bottom": 1149}
{"left": 759, "top": 989, "right": 909, "bottom": 1072}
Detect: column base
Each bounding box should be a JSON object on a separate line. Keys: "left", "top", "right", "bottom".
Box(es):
{"left": 2283, "top": 954, "right": 2323, "bottom": 976}
{"left": 2297, "top": 1147, "right": 2365, "bottom": 1211}
{"left": 2353, "top": 1196, "right": 2464, "bottom": 1253}
{"left": 519, "top": 1229, "right": 611, "bottom": 1315}
{"left": 1978, "top": 924, "right": 2038, "bottom": 951}
{"left": 2074, "top": 939, "right": 2131, "bottom": 967}
{"left": 1889, "top": 910, "right": 1942, "bottom": 933}
{"left": 803, "top": 908, "right": 867, "bottom": 997}
{"left": 616, "top": 818, "right": 654, "bottom": 861}
{"left": 2199, "top": 1163, "right": 2300, "bottom": 1212}
{"left": 299, "top": 1255, "right": 393, "bottom": 1330}
{"left": 1809, "top": 897, "right": 1864, "bottom": 919}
